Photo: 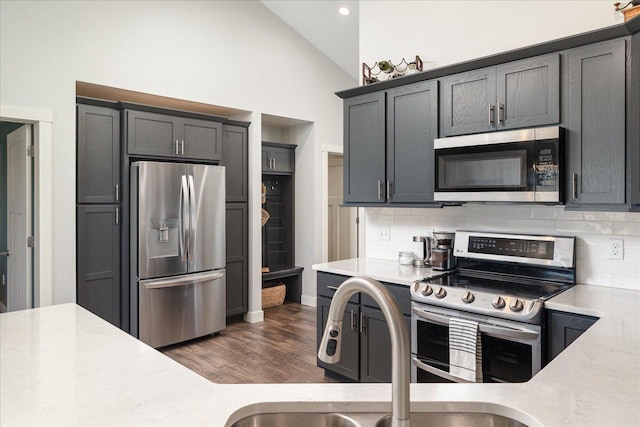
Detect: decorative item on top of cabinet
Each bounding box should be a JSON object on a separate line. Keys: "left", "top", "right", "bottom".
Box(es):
{"left": 565, "top": 39, "right": 626, "bottom": 208}
{"left": 614, "top": 1, "right": 640, "bottom": 21}
{"left": 440, "top": 53, "right": 559, "bottom": 137}
{"left": 362, "top": 55, "right": 423, "bottom": 85}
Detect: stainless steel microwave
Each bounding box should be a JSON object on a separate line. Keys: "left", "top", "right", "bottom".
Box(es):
{"left": 434, "top": 126, "right": 564, "bottom": 203}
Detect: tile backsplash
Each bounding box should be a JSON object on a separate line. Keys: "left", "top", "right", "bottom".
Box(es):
{"left": 365, "top": 205, "right": 640, "bottom": 291}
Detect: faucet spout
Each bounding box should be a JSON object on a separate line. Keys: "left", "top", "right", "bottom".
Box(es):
{"left": 318, "top": 276, "right": 410, "bottom": 427}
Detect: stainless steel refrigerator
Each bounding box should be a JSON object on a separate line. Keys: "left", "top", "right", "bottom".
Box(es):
{"left": 130, "top": 161, "right": 225, "bottom": 348}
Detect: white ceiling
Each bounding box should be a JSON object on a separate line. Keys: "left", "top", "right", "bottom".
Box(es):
{"left": 260, "top": 0, "right": 359, "bottom": 79}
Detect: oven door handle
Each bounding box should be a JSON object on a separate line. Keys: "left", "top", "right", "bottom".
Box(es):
{"left": 412, "top": 308, "right": 540, "bottom": 340}
{"left": 411, "top": 357, "right": 472, "bottom": 383}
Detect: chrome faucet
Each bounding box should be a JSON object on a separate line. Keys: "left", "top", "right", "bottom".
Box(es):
{"left": 318, "top": 276, "right": 410, "bottom": 427}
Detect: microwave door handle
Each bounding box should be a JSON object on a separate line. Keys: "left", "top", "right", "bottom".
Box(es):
{"left": 411, "top": 357, "right": 472, "bottom": 383}
{"left": 187, "top": 174, "right": 196, "bottom": 262}
{"left": 179, "top": 175, "right": 189, "bottom": 262}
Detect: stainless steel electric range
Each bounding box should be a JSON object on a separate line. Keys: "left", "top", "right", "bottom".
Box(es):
{"left": 410, "top": 230, "right": 576, "bottom": 383}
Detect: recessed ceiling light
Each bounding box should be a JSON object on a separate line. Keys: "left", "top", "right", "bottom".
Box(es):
{"left": 338, "top": 6, "right": 350, "bottom": 16}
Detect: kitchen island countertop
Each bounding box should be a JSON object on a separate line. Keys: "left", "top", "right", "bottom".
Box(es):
{"left": 1, "top": 263, "right": 639, "bottom": 426}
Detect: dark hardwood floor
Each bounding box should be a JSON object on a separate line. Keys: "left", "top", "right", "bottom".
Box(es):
{"left": 161, "top": 303, "right": 336, "bottom": 384}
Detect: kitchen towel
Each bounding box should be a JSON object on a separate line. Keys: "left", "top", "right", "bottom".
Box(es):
{"left": 449, "top": 317, "right": 483, "bottom": 382}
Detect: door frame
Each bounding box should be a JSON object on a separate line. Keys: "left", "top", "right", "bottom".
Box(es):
{"left": 1, "top": 105, "right": 53, "bottom": 308}
{"left": 321, "top": 144, "right": 365, "bottom": 263}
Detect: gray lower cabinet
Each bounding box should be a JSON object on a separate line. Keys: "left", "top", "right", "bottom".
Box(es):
{"left": 317, "top": 296, "right": 360, "bottom": 380}
{"left": 77, "top": 205, "right": 120, "bottom": 327}
{"left": 222, "top": 125, "right": 248, "bottom": 202}
{"left": 547, "top": 310, "right": 597, "bottom": 362}
{"left": 262, "top": 142, "right": 296, "bottom": 174}
{"left": 566, "top": 39, "right": 626, "bottom": 207}
{"left": 76, "top": 104, "right": 120, "bottom": 204}
{"left": 344, "top": 92, "right": 386, "bottom": 203}
{"left": 225, "top": 203, "right": 248, "bottom": 316}
{"left": 344, "top": 81, "right": 439, "bottom": 205}
{"left": 440, "top": 53, "right": 559, "bottom": 136}
{"left": 316, "top": 272, "right": 411, "bottom": 382}
{"left": 126, "top": 109, "right": 221, "bottom": 161}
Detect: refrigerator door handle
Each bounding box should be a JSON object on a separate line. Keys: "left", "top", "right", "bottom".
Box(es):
{"left": 140, "top": 270, "right": 225, "bottom": 289}
{"left": 179, "top": 175, "right": 189, "bottom": 262}
{"left": 187, "top": 174, "right": 196, "bottom": 263}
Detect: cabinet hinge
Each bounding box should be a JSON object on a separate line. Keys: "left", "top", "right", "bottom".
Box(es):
{"left": 27, "top": 236, "right": 35, "bottom": 248}
{"left": 27, "top": 145, "right": 35, "bottom": 157}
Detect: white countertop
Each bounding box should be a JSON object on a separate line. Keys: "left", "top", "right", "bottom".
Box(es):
{"left": 2, "top": 263, "right": 639, "bottom": 426}
{"left": 312, "top": 258, "right": 442, "bottom": 285}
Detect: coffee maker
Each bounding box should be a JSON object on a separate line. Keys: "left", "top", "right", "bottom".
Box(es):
{"left": 431, "top": 231, "right": 456, "bottom": 271}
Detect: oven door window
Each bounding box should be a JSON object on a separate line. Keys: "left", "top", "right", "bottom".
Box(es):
{"left": 482, "top": 335, "right": 533, "bottom": 383}
{"left": 436, "top": 142, "right": 535, "bottom": 192}
{"left": 414, "top": 317, "right": 535, "bottom": 383}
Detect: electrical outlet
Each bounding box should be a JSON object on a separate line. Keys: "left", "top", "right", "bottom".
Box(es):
{"left": 608, "top": 238, "right": 624, "bottom": 260}
{"left": 378, "top": 226, "right": 390, "bottom": 241}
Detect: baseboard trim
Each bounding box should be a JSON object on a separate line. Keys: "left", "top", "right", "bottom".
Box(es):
{"left": 301, "top": 295, "right": 317, "bottom": 307}
{"left": 243, "top": 309, "right": 264, "bottom": 324}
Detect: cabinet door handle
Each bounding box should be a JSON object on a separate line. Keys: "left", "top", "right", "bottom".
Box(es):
{"left": 273, "top": 158, "right": 276, "bottom": 170}
{"left": 350, "top": 310, "right": 356, "bottom": 331}
{"left": 488, "top": 104, "right": 495, "bottom": 127}
{"left": 359, "top": 312, "right": 366, "bottom": 334}
{"left": 498, "top": 103, "right": 504, "bottom": 125}
{"left": 386, "top": 180, "right": 392, "bottom": 200}
{"left": 115, "top": 207, "right": 119, "bottom": 225}
{"left": 572, "top": 173, "right": 578, "bottom": 199}
{"left": 326, "top": 285, "right": 339, "bottom": 291}
{"left": 175, "top": 140, "right": 179, "bottom": 154}
{"left": 115, "top": 184, "right": 119, "bottom": 202}
{"left": 377, "top": 180, "right": 382, "bottom": 200}
{"left": 181, "top": 140, "right": 185, "bottom": 155}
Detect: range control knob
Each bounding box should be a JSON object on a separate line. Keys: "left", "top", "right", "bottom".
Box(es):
{"left": 492, "top": 296, "right": 506, "bottom": 309}
{"left": 461, "top": 291, "right": 475, "bottom": 304}
{"left": 421, "top": 285, "right": 433, "bottom": 297}
{"left": 435, "top": 287, "right": 447, "bottom": 299}
{"left": 509, "top": 298, "right": 524, "bottom": 312}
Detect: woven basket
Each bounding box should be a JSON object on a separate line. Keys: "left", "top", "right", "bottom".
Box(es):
{"left": 262, "top": 284, "right": 286, "bottom": 309}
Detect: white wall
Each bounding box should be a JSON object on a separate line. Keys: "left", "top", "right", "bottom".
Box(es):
{"left": 359, "top": 1, "right": 623, "bottom": 74}
{"left": 360, "top": 1, "right": 638, "bottom": 291}
{"left": 0, "top": 1, "right": 356, "bottom": 306}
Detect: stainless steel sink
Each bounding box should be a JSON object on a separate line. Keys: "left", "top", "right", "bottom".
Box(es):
{"left": 229, "top": 412, "right": 360, "bottom": 427}
{"left": 229, "top": 411, "right": 529, "bottom": 427}
{"left": 374, "top": 412, "right": 528, "bottom": 427}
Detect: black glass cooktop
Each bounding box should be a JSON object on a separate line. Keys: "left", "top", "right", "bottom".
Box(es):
{"left": 424, "top": 270, "right": 573, "bottom": 300}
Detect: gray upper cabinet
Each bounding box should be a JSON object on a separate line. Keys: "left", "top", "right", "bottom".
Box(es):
{"left": 262, "top": 142, "right": 295, "bottom": 174}
{"left": 440, "top": 53, "right": 559, "bottom": 136}
{"left": 386, "top": 81, "right": 439, "bottom": 203}
{"left": 77, "top": 205, "right": 120, "bottom": 327}
{"left": 344, "top": 82, "right": 439, "bottom": 205}
{"left": 77, "top": 104, "right": 120, "bottom": 204}
{"left": 566, "top": 39, "right": 626, "bottom": 206}
{"left": 127, "top": 110, "right": 221, "bottom": 161}
{"left": 344, "top": 92, "right": 386, "bottom": 203}
{"left": 222, "top": 125, "right": 248, "bottom": 202}
{"left": 497, "top": 54, "right": 560, "bottom": 130}
{"left": 440, "top": 67, "right": 496, "bottom": 136}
